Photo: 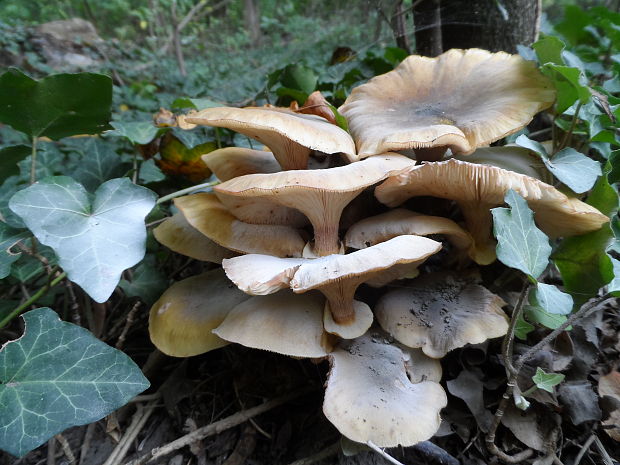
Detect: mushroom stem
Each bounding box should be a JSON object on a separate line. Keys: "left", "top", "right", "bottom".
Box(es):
{"left": 270, "top": 139, "right": 311, "bottom": 170}
{"left": 303, "top": 193, "right": 358, "bottom": 257}
{"left": 310, "top": 221, "right": 343, "bottom": 257}
{"left": 414, "top": 146, "right": 447, "bottom": 162}
{"left": 459, "top": 201, "right": 497, "bottom": 265}
{"left": 320, "top": 281, "right": 359, "bottom": 324}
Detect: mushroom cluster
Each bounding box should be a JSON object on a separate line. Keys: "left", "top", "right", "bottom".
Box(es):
{"left": 151, "top": 49, "right": 608, "bottom": 448}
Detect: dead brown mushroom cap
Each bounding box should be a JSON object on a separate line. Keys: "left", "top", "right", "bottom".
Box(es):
{"left": 344, "top": 208, "right": 473, "bottom": 253}
{"left": 339, "top": 49, "right": 555, "bottom": 158}
{"left": 202, "top": 147, "right": 281, "bottom": 181}
{"left": 375, "top": 159, "right": 609, "bottom": 264}
{"left": 213, "top": 291, "right": 333, "bottom": 358}
{"left": 185, "top": 106, "right": 356, "bottom": 170}
{"left": 174, "top": 192, "right": 305, "bottom": 257}
{"left": 375, "top": 273, "right": 509, "bottom": 359}
{"left": 223, "top": 235, "right": 442, "bottom": 338}
{"left": 215, "top": 154, "right": 416, "bottom": 256}
{"left": 149, "top": 269, "right": 250, "bottom": 357}
{"left": 323, "top": 332, "right": 447, "bottom": 447}
{"left": 153, "top": 213, "right": 236, "bottom": 263}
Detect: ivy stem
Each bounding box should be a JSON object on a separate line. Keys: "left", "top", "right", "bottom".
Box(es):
{"left": 557, "top": 101, "right": 583, "bottom": 153}
{"left": 0, "top": 271, "right": 67, "bottom": 329}
{"left": 29, "top": 136, "right": 38, "bottom": 185}
{"left": 156, "top": 180, "right": 219, "bottom": 204}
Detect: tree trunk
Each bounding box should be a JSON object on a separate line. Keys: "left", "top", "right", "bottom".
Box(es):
{"left": 391, "top": 0, "right": 411, "bottom": 53}
{"left": 441, "top": 0, "right": 542, "bottom": 53}
{"left": 244, "top": 0, "right": 262, "bottom": 47}
{"left": 413, "top": 0, "right": 442, "bottom": 56}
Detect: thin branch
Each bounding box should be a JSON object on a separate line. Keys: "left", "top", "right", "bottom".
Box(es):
{"left": 366, "top": 441, "right": 405, "bottom": 465}
{"left": 286, "top": 442, "right": 340, "bottom": 465}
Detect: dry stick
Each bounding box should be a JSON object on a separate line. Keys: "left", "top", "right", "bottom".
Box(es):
{"left": 125, "top": 389, "right": 311, "bottom": 465}
{"left": 574, "top": 434, "right": 596, "bottom": 465}
{"left": 54, "top": 434, "right": 76, "bottom": 463}
{"left": 65, "top": 280, "right": 82, "bottom": 326}
{"left": 103, "top": 404, "right": 157, "bottom": 465}
{"left": 286, "top": 441, "right": 341, "bottom": 465}
{"left": 116, "top": 301, "right": 141, "bottom": 350}
{"left": 593, "top": 436, "right": 615, "bottom": 465}
{"left": 47, "top": 438, "right": 55, "bottom": 465}
{"left": 79, "top": 423, "right": 96, "bottom": 465}
{"left": 366, "top": 441, "right": 406, "bottom": 465}
{"left": 486, "top": 294, "right": 614, "bottom": 463}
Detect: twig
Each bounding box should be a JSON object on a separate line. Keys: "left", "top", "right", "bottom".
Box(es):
{"left": 501, "top": 282, "right": 531, "bottom": 376}
{"left": 116, "top": 301, "right": 141, "bottom": 350}
{"left": 593, "top": 436, "right": 614, "bottom": 465}
{"left": 146, "top": 218, "right": 167, "bottom": 228}
{"left": 366, "top": 441, "right": 405, "bottom": 465}
{"left": 79, "top": 423, "right": 96, "bottom": 465}
{"left": 156, "top": 180, "right": 219, "bottom": 204}
{"left": 286, "top": 441, "right": 340, "bottom": 465}
{"left": 557, "top": 102, "right": 583, "bottom": 152}
{"left": 55, "top": 434, "right": 76, "bottom": 463}
{"left": 574, "top": 434, "right": 595, "bottom": 465}
{"left": 30, "top": 137, "right": 38, "bottom": 185}
{"left": 65, "top": 280, "right": 82, "bottom": 326}
{"left": 47, "top": 437, "right": 55, "bottom": 465}
{"left": 125, "top": 389, "right": 312, "bottom": 465}
{"left": 103, "top": 404, "right": 157, "bottom": 465}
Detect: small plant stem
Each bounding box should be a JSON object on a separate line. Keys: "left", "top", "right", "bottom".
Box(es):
{"left": 30, "top": 136, "right": 38, "bottom": 185}
{"left": 366, "top": 441, "right": 405, "bottom": 465}
{"left": 215, "top": 127, "right": 222, "bottom": 149}
{"left": 557, "top": 102, "right": 583, "bottom": 153}
{"left": 486, "top": 294, "right": 613, "bottom": 462}
{"left": 156, "top": 180, "right": 219, "bottom": 204}
{"left": 0, "top": 271, "right": 67, "bottom": 329}
{"left": 501, "top": 282, "right": 530, "bottom": 376}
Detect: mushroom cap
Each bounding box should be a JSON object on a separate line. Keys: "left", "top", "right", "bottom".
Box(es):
{"left": 344, "top": 208, "right": 472, "bottom": 252}
{"left": 323, "top": 300, "right": 373, "bottom": 339}
{"left": 174, "top": 193, "right": 306, "bottom": 257}
{"left": 375, "top": 273, "right": 508, "bottom": 358}
{"left": 213, "top": 291, "right": 332, "bottom": 358}
{"left": 185, "top": 106, "right": 356, "bottom": 169}
{"left": 375, "top": 159, "right": 609, "bottom": 263}
{"left": 215, "top": 154, "right": 416, "bottom": 255}
{"left": 202, "top": 147, "right": 281, "bottom": 181}
{"left": 453, "top": 145, "right": 549, "bottom": 181}
{"left": 339, "top": 49, "right": 555, "bottom": 157}
{"left": 323, "top": 331, "right": 447, "bottom": 447}
{"left": 399, "top": 345, "right": 443, "bottom": 383}
{"left": 149, "top": 269, "right": 250, "bottom": 357}
{"left": 153, "top": 213, "right": 236, "bottom": 263}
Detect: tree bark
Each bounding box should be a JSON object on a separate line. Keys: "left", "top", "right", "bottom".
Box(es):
{"left": 391, "top": 0, "right": 411, "bottom": 53}
{"left": 440, "top": 0, "right": 541, "bottom": 53}
{"left": 413, "top": 0, "right": 442, "bottom": 56}
{"left": 244, "top": 0, "right": 262, "bottom": 47}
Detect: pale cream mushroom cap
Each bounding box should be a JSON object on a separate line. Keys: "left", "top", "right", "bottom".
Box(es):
{"left": 399, "top": 346, "right": 443, "bottom": 383}
{"left": 174, "top": 193, "right": 305, "bottom": 257}
{"left": 223, "top": 235, "right": 441, "bottom": 337}
{"left": 323, "top": 332, "right": 447, "bottom": 447}
{"left": 153, "top": 213, "right": 236, "bottom": 263}
{"left": 375, "top": 273, "right": 509, "bottom": 358}
{"left": 149, "top": 269, "right": 249, "bottom": 357}
{"left": 213, "top": 291, "right": 333, "bottom": 358}
{"left": 202, "top": 147, "right": 281, "bottom": 181}
{"left": 375, "top": 159, "right": 609, "bottom": 264}
{"left": 344, "top": 208, "right": 472, "bottom": 253}
{"left": 185, "top": 106, "right": 356, "bottom": 170}
{"left": 339, "top": 49, "right": 555, "bottom": 158}
{"left": 215, "top": 154, "right": 416, "bottom": 256}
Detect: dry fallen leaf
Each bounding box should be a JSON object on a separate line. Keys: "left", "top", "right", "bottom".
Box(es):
{"left": 598, "top": 371, "right": 620, "bottom": 441}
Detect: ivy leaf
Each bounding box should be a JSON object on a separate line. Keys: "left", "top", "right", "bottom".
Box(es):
{"left": 532, "top": 367, "right": 565, "bottom": 393}
{"left": 70, "top": 138, "right": 125, "bottom": 192}
{"left": 0, "top": 145, "right": 30, "bottom": 183}
{"left": 0, "top": 308, "right": 149, "bottom": 457}
{"left": 514, "top": 134, "right": 548, "bottom": 157}
{"left": 609, "top": 257, "right": 620, "bottom": 297}
{"left": 545, "top": 148, "right": 601, "bottom": 193}
{"left": 530, "top": 283, "right": 573, "bottom": 315}
{"left": 280, "top": 64, "right": 318, "bottom": 95}
{"left": 9, "top": 246, "right": 57, "bottom": 283}
{"left": 9, "top": 177, "right": 157, "bottom": 302}
{"left": 17, "top": 143, "right": 65, "bottom": 182}
{"left": 108, "top": 121, "right": 161, "bottom": 145}
{"left": 532, "top": 36, "right": 566, "bottom": 65}
{"left": 0, "top": 68, "right": 112, "bottom": 139}
{"left": 119, "top": 257, "right": 167, "bottom": 305}
{"left": 0, "top": 223, "right": 29, "bottom": 279}
{"left": 525, "top": 305, "right": 568, "bottom": 330}
{"left": 492, "top": 190, "right": 552, "bottom": 281}
{"left": 171, "top": 97, "right": 220, "bottom": 111}
{"left": 139, "top": 159, "right": 166, "bottom": 184}
{"left": 514, "top": 316, "right": 535, "bottom": 340}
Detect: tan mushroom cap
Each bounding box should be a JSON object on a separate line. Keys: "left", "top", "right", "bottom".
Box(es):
{"left": 323, "top": 332, "right": 447, "bottom": 447}
{"left": 339, "top": 49, "right": 555, "bottom": 158}
{"left": 174, "top": 193, "right": 306, "bottom": 257}
{"left": 215, "top": 154, "right": 416, "bottom": 256}
{"left": 202, "top": 147, "right": 281, "bottom": 181}
{"left": 223, "top": 235, "right": 441, "bottom": 336}
{"left": 375, "top": 273, "right": 508, "bottom": 358}
{"left": 149, "top": 269, "right": 250, "bottom": 357}
{"left": 213, "top": 291, "right": 333, "bottom": 358}
{"left": 375, "top": 159, "right": 609, "bottom": 264}
{"left": 153, "top": 213, "right": 236, "bottom": 263}
{"left": 344, "top": 208, "right": 472, "bottom": 253}
{"left": 185, "top": 106, "right": 356, "bottom": 170}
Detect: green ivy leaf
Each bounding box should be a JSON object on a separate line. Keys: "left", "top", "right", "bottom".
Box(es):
{"left": 139, "top": 159, "right": 166, "bottom": 184}
{"left": 530, "top": 283, "right": 573, "bottom": 315}
{"left": 9, "top": 177, "right": 157, "bottom": 302}
{"left": 545, "top": 148, "right": 601, "bottom": 193}
{"left": 532, "top": 35, "right": 566, "bottom": 65}
{"left": 70, "top": 138, "right": 125, "bottom": 192}
{"left": 492, "top": 190, "right": 552, "bottom": 281}
{"left": 514, "top": 316, "right": 535, "bottom": 340}
{"left": 609, "top": 257, "right": 620, "bottom": 297}
{"left": 525, "top": 305, "right": 568, "bottom": 330}
{"left": 0, "top": 308, "right": 149, "bottom": 457}
{"left": 0, "top": 223, "right": 29, "bottom": 279}
{"left": 171, "top": 97, "right": 220, "bottom": 111}
{"left": 108, "top": 121, "right": 161, "bottom": 145}
{"left": 0, "top": 145, "right": 30, "bottom": 183}
{"left": 608, "top": 150, "right": 620, "bottom": 185}
{"left": 0, "top": 68, "right": 112, "bottom": 139}
{"left": 17, "top": 143, "right": 64, "bottom": 182}
{"left": 514, "top": 134, "right": 548, "bottom": 157}
{"left": 531, "top": 367, "right": 565, "bottom": 393}
{"left": 119, "top": 257, "right": 167, "bottom": 305}
{"left": 280, "top": 64, "right": 318, "bottom": 95}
